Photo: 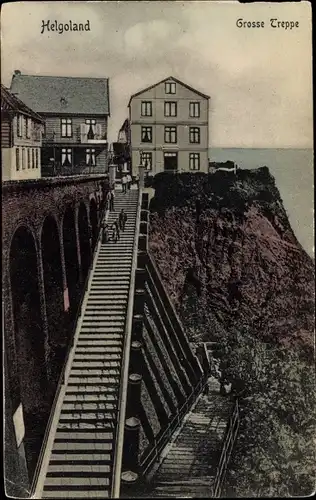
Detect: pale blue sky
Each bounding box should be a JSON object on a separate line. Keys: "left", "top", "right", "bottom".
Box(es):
{"left": 1, "top": 1, "right": 313, "bottom": 147}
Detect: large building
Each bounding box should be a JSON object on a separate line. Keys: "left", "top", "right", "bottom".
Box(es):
{"left": 10, "top": 71, "right": 110, "bottom": 176}
{"left": 1, "top": 84, "right": 44, "bottom": 181}
{"left": 128, "top": 76, "right": 210, "bottom": 176}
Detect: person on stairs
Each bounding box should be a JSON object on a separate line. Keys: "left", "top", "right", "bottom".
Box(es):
{"left": 109, "top": 189, "right": 115, "bottom": 212}
{"left": 101, "top": 221, "right": 109, "bottom": 243}
{"left": 119, "top": 209, "right": 127, "bottom": 232}
{"left": 127, "top": 173, "right": 132, "bottom": 190}
{"left": 111, "top": 220, "right": 120, "bottom": 242}
{"left": 122, "top": 174, "right": 127, "bottom": 194}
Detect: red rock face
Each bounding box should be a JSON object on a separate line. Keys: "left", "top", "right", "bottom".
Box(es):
{"left": 148, "top": 170, "right": 314, "bottom": 358}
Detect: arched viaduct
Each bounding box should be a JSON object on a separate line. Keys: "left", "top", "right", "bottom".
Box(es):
{"left": 2, "top": 175, "right": 109, "bottom": 491}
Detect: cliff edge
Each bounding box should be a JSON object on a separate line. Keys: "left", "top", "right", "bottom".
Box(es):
{"left": 149, "top": 168, "right": 314, "bottom": 358}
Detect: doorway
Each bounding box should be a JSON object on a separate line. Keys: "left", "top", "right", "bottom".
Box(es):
{"left": 164, "top": 152, "right": 178, "bottom": 172}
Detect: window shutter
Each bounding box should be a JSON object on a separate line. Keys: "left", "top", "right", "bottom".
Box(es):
{"left": 80, "top": 123, "right": 86, "bottom": 142}
{"left": 96, "top": 124, "right": 102, "bottom": 139}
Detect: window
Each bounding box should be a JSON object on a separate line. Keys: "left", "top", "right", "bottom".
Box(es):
{"left": 61, "top": 118, "right": 72, "bottom": 137}
{"left": 164, "top": 101, "right": 177, "bottom": 117}
{"left": 190, "top": 102, "right": 200, "bottom": 118}
{"left": 141, "top": 101, "right": 152, "bottom": 117}
{"left": 164, "top": 126, "right": 177, "bottom": 143}
{"left": 142, "top": 152, "right": 152, "bottom": 170}
{"left": 25, "top": 117, "right": 29, "bottom": 138}
{"left": 36, "top": 149, "right": 39, "bottom": 168}
{"left": 141, "top": 126, "right": 152, "bottom": 143}
{"left": 17, "top": 116, "right": 22, "bottom": 137}
{"left": 85, "top": 119, "right": 96, "bottom": 139}
{"left": 86, "top": 148, "right": 96, "bottom": 166}
{"left": 189, "top": 127, "right": 200, "bottom": 144}
{"left": 61, "top": 148, "right": 72, "bottom": 166}
{"left": 27, "top": 149, "right": 31, "bottom": 169}
{"left": 164, "top": 152, "right": 178, "bottom": 172}
{"left": 32, "top": 149, "right": 35, "bottom": 169}
{"left": 165, "top": 82, "right": 176, "bottom": 94}
{"left": 189, "top": 153, "right": 200, "bottom": 170}
{"left": 21, "top": 148, "right": 25, "bottom": 169}
{"left": 16, "top": 148, "right": 20, "bottom": 171}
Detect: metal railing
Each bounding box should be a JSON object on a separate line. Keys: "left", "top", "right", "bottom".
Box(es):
{"left": 111, "top": 187, "right": 142, "bottom": 498}
{"left": 30, "top": 205, "right": 106, "bottom": 497}
{"left": 213, "top": 398, "right": 240, "bottom": 497}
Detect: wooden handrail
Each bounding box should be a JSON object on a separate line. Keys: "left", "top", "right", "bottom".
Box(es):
{"left": 140, "top": 377, "right": 206, "bottom": 474}
{"left": 30, "top": 211, "right": 104, "bottom": 496}
{"left": 213, "top": 399, "right": 240, "bottom": 497}
{"left": 111, "top": 188, "right": 142, "bottom": 498}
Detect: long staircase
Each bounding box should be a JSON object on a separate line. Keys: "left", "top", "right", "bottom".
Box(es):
{"left": 41, "top": 188, "right": 139, "bottom": 499}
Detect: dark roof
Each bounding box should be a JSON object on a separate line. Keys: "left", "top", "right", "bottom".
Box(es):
{"left": 128, "top": 76, "right": 210, "bottom": 106}
{"left": 1, "top": 84, "right": 44, "bottom": 122}
{"left": 10, "top": 74, "right": 110, "bottom": 115}
{"left": 119, "top": 118, "right": 130, "bottom": 132}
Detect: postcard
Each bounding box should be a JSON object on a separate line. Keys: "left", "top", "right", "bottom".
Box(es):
{"left": 1, "top": 1, "right": 314, "bottom": 498}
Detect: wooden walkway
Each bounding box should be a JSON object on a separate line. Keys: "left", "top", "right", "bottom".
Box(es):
{"left": 141, "top": 377, "right": 233, "bottom": 498}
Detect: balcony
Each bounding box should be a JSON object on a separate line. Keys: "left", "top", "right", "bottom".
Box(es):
{"left": 78, "top": 124, "right": 107, "bottom": 144}
{"left": 42, "top": 126, "right": 108, "bottom": 145}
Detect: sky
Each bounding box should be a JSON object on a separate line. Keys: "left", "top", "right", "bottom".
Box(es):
{"left": 1, "top": 1, "right": 313, "bottom": 147}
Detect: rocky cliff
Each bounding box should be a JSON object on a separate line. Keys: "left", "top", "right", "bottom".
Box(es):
{"left": 148, "top": 168, "right": 314, "bottom": 358}
{"left": 148, "top": 168, "right": 315, "bottom": 496}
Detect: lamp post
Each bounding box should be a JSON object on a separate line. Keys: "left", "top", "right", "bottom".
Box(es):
{"left": 138, "top": 150, "right": 146, "bottom": 189}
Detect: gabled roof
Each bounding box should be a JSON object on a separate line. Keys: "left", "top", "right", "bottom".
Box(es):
{"left": 1, "top": 84, "right": 44, "bottom": 122}
{"left": 128, "top": 76, "right": 210, "bottom": 106}
{"left": 10, "top": 73, "right": 110, "bottom": 115}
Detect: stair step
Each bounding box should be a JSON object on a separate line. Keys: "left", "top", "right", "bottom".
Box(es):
{"left": 61, "top": 402, "right": 117, "bottom": 412}
{"left": 67, "top": 377, "right": 120, "bottom": 384}
{"left": 49, "top": 452, "right": 112, "bottom": 462}
{"left": 72, "top": 359, "right": 120, "bottom": 366}
{"left": 69, "top": 368, "right": 120, "bottom": 376}
{"left": 75, "top": 343, "right": 122, "bottom": 349}
{"left": 79, "top": 328, "right": 123, "bottom": 334}
{"left": 63, "top": 394, "right": 117, "bottom": 403}
{"left": 43, "top": 491, "right": 109, "bottom": 498}
{"left": 85, "top": 305, "right": 126, "bottom": 310}
{"left": 44, "top": 474, "right": 110, "bottom": 486}
{"left": 65, "top": 385, "right": 118, "bottom": 393}
{"left": 55, "top": 431, "right": 114, "bottom": 440}
{"left": 72, "top": 361, "right": 120, "bottom": 369}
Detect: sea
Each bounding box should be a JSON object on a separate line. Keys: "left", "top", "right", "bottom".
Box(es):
{"left": 209, "top": 148, "right": 314, "bottom": 259}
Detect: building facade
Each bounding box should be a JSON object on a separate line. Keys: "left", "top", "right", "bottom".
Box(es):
{"left": 128, "top": 76, "right": 210, "bottom": 176}
{"left": 1, "top": 85, "right": 44, "bottom": 181}
{"left": 10, "top": 71, "right": 110, "bottom": 176}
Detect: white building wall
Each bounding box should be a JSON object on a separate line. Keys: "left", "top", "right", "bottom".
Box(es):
{"left": 2, "top": 146, "right": 41, "bottom": 181}
{"left": 130, "top": 78, "right": 209, "bottom": 176}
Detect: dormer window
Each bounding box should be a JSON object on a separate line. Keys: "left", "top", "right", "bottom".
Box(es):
{"left": 165, "top": 81, "right": 176, "bottom": 94}
{"left": 60, "top": 97, "right": 67, "bottom": 106}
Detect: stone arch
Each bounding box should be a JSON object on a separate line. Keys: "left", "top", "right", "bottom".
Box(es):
{"left": 62, "top": 205, "right": 80, "bottom": 325}
{"left": 9, "top": 225, "right": 49, "bottom": 481}
{"left": 78, "top": 202, "right": 91, "bottom": 281}
{"left": 89, "top": 197, "right": 98, "bottom": 250}
{"left": 41, "top": 215, "right": 65, "bottom": 386}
